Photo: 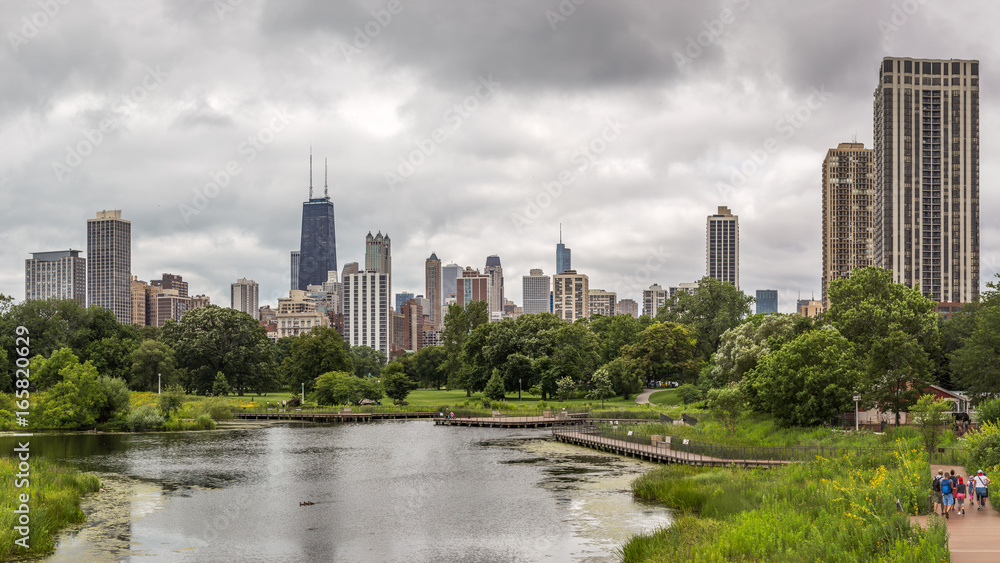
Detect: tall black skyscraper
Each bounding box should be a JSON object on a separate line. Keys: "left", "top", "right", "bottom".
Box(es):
{"left": 298, "top": 155, "right": 337, "bottom": 290}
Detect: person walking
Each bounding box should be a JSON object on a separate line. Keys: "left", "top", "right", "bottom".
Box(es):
{"left": 932, "top": 470, "right": 944, "bottom": 516}
{"left": 956, "top": 477, "right": 967, "bottom": 516}
{"left": 974, "top": 470, "right": 991, "bottom": 510}
{"left": 941, "top": 470, "right": 955, "bottom": 518}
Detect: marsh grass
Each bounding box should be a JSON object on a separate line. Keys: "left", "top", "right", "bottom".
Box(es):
{"left": 0, "top": 457, "right": 100, "bottom": 559}
{"left": 621, "top": 444, "right": 949, "bottom": 562}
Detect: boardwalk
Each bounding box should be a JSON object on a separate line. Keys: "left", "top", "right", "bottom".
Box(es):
{"left": 912, "top": 464, "right": 1000, "bottom": 563}
{"left": 551, "top": 426, "right": 789, "bottom": 468}
{"left": 234, "top": 410, "right": 436, "bottom": 423}
{"left": 434, "top": 414, "right": 590, "bottom": 429}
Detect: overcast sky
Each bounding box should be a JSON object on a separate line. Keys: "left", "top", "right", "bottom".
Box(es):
{"left": 1, "top": 0, "right": 997, "bottom": 313}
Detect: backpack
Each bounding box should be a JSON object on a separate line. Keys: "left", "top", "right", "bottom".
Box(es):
{"left": 933, "top": 476, "right": 942, "bottom": 492}
{"left": 941, "top": 478, "right": 952, "bottom": 495}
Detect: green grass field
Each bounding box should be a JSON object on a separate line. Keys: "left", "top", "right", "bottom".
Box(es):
{"left": 403, "top": 388, "right": 642, "bottom": 408}
{"left": 648, "top": 389, "right": 681, "bottom": 406}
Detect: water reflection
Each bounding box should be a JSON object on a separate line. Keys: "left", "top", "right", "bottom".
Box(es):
{"left": 2, "top": 421, "right": 670, "bottom": 562}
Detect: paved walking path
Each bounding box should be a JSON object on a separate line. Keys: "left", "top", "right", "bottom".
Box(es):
{"left": 634, "top": 388, "right": 657, "bottom": 405}
{"left": 912, "top": 464, "right": 1000, "bottom": 563}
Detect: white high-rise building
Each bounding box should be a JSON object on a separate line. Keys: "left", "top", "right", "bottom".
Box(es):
{"left": 553, "top": 269, "right": 589, "bottom": 322}
{"left": 87, "top": 210, "right": 131, "bottom": 324}
{"left": 643, "top": 284, "right": 668, "bottom": 317}
{"left": 343, "top": 270, "right": 391, "bottom": 355}
{"left": 522, "top": 268, "right": 551, "bottom": 315}
{"left": 874, "top": 57, "right": 980, "bottom": 303}
{"left": 231, "top": 278, "right": 260, "bottom": 320}
{"left": 25, "top": 250, "right": 86, "bottom": 306}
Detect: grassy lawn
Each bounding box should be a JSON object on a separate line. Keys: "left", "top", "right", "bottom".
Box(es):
{"left": 648, "top": 389, "right": 681, "bottom": 406}
{"left": 405, "top": 388, "right": 642, "bottom": 409}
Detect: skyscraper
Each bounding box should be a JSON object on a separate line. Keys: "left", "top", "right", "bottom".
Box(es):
{"left": 485, "top": 255, "right": 503, "bottom": 313}
{"left": 150, "top": 273, "right": 189, "bottom": 298}
{"left": 457, "top": 267, "right": 490, "bottom": 307}
{"left": 290, "top": 250, "right": 300, "bottom": 292}
{"left": 617, "top": 298, "right": 639, "bottom": 319}
{"left": 87, "top": 210, "right": 131, "bottom": 324}
{"left": 341, "top": 261, "right": 359, "bottom": 281}
{"left": 556, "top": 225, "right": 571, "bottom": 274}
{"left": 365, "top": 232, "right": 391, "bottom": 275}
{"left": 231, "top": 278, "right": 260, "bottom": 319}
{"left": 755, "top": 289, "right": 778, "bottom": 315}
{"left": 874, "top": 57, "right": 980, "bottom": 302}
{"left": 25, "top": 250, "right": 86, "bottom": 306}
{"left": 822, "top": 142, "right": 875, "bottom": 305}
{"left": 442, "top": 262, "right": 461, "bottom": 299}
{"left": 522, "top": 269, "right": 551, "bottom": 315}
{"left": 643, "top": 284, "right": 668, "bottom": 317}
{"left": 553, "top": 269, "right": 589, "bottom": 322}
{"left": 425, "top": 253, "right": 442, "bottom": 329}
{"left": 588, "top": 289, "right": 617, "bottom": 318}
{"left": 395, "top": 292, "right": 415, "bottom": 314}
{"left": 298, "top": 155, "right": 337, "bottom": 291}
{"left": 707, "top": 206, "right": 739, "bottom": 288}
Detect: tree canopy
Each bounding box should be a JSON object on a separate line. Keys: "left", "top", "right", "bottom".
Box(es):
{"left": 656, "top": 276, "right": 754, "bottom": 359}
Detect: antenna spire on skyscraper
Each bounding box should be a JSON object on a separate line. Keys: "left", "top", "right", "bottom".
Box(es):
{"left": 309, "top": 147, "right": 314, "bottom": 199}
{"left": 324, "top": 157, "right": 329, "bottom": 198}
{"left": 559, "top": 223, "right": 562, "bottom": 244}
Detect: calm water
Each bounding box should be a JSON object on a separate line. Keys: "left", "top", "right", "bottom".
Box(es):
{"left": 3, "top": 421, "right": 670, "bottom": 562}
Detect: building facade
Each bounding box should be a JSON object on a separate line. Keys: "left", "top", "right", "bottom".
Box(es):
{"left": 395, "top": 292, "right": 415, "bottom": 314}
{"left": 87, "top": 210, "right": 131, "bottom": 324}
{"left": 457, "top": 267, "right": 490, "bottom": 308}
{"left": 290, "top": 250, "right": 300, "bottom": 292}
{"left": 343, "top": 271, "right": 391, "bottom": 355}
{"left": 553, "top": 269, "right": 589, "bottom": 322}
{"left": 522, "top": 268, "right": 551, "bottom": 315}
{"left": 25, "top": 249, "right": 86, "bottom": 306}
{"left": 643, "top": 284, "right": 668, "bottom": 317}
{"left": 617, "top": 298, "right": 639, "bottom": 319}
{"left": 707, "top": 206, "right": 739, "bottom": 288}
{"left": 151, "top": 273, "right": 189, "bottom": 299}
{"left": 297, "top": 158, "right": 337, "bottom": 291}
{"left": 485, "top": 255, "right": 504, "bottom": 313}
{"left": 276, "top": 289, "right": 329, "bottom": 339}
{"left": 822, "top": 142, "right": 875, "bottom": 305}
{"left": 588, "top": 289, "right": 617, "bottom": 318}
{"left": 231, "top": 278, "right": 260, "bottom": 319}
{"left": 755, "top": 289, "right": 778, "bottom": 315}
{"left": 556, "top": 232, "right": 571, "bottom": 275}
{"left": 874, "top": 57, "right": 980, "bottom": 302}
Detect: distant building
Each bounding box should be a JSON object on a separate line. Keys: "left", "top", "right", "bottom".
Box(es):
{"left": 365, "top": 232, "right": 391, "bottom": 275}
{"left": 442, "top": 262, "right": 461, "bottom": 323}
{"left": 522, "top": 268, "right": 551, "bottom": 315}
{"left": 401, "top": 299, "right": 424, "bottom": 351}
{"left": 231, "top": 278, "right": 260, "bottom": 319}
{"left": 643, "top": 284, "right": 668, "bottom": 317}
{"left": 277, "top": 289, "right": 329, "bottom": 339}
{"left": 290, "top": 251, "right": 300, "bottom": 292}
{"left": 669, "top": 282, "right": 699, "bottom": 298}
{"left": 556, "top": 227, "right": 572, "bottom": 274}
{"left": 798, "top": 299, "right": 823, "bottom": 318}
{"left": 150, "top": 273, "right": 189, "bottom": 299}
{"left": 822, "top": 142, "right": 874, "bottom": 306}
{"left": 553, "top": 269, "right": 589, "bottom": 322}
{"left": 503, "top": 299, "right": 522, "bottom": 320}
{"left": 297, "top": 155, "right": 337, "bottom": 290}
{"left": 151, "top": 289, "right": 191, "bottom": 327}
{"left": 935, "top": 302, "right": 969, "bottom": 320}
{"left": 707, "top": 206, "right": 739, "bottom": 288}
{"left": 130, "top": 276, "right": 157, "bottom": 327}
{"left": 425, "top": 253, "right": 442, "bottom": 329}
{"left": 395, "top": 292, "right": 415, "bottom": 314}
{"left": 341, "top": 261, "right": 359, "bottom": 281}
{"left": 87, "top": 210, "right": 131, "bottom": 324}
{"left": 588, "top": 289, "right": 617, "bottom": 318}
{"left": 259, "top": 305, "right": 277, "bottom": 326}
{"left": 422, "top": 329, "right": 442, "bottom": 348}
{"left": 457, "top": 267, "right": 490, "bottom": 308}
{"left": 755, "top": 289, "right": 778, "bottom": 315}
{"left": 343, "top": 271, "right": 391, "bottom": 355}
{"left": 485, "top": 255, "right": 504, "bottom": 313}
{"left": 190, "top": 295, "right": 210, "bottom": 310}
{"left": 25, "top": 249, "right": 86, "bottom": 306}
{"left": 617, "top": 298, "right": 639, "bottom": 319}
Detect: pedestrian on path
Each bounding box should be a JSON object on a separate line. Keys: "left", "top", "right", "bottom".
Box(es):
{"left": 932, "top": 470, "right": 944, "bottom": 515}
{"left": 941, "top": 470, "right": 955, "bottom": 518}
{"left": 956, "top": 477, "right": 967, "bottom": 516}
{"left": 974, "top": 470, "right": 991, "bottom": 510}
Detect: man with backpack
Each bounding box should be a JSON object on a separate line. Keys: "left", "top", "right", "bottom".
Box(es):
{"left": 941, "top": 470, "right": 955, "bottom": 518}
{"left": 974, "top": 470, "right": 991, "bottom": 510}
{"left": 932, "top": 470, "right": 944, "bottom": 516}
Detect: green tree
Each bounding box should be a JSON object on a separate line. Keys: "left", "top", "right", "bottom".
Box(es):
{"left": 162, "top": 306, "right": 276, "bottom": 396}
{"left": 281, "top": 327, "right": 354, "bottom": 394}
{"left": 867, "top": 329, "right": 932, "bottom": 426}
{"left": 130, "top": 339, "right": 176, "bottom": 392}
{"left": 909, "top": 394, "right": 954, "bottom": 454}
{"left": 588, "top": 314, "right": 650, "bottom": 364}
{"left": 312, "top": 371, "right": 384, "bottom": 405}
{"left": 952, "top": 277, "right": 1000, "bottom": 402}
{"left": 599, "top": 357, "right": 642, "bottom": 400}
{"left": 586, "top": 369, "right": 615, "bottom": 408}
{"left": 441, "top": 301, "right": 488, "bottom": 395}
{"left": 212, "top": 372, "right": 231, "bottom": 396}
{"left": 502, "top": 352, "right": 534, "bottom": 399}
{"left": 974, "top": 397, "right": 1000, "bottom": 426}
{"left": 158, "top": 384, "right": 185, "bottom": 417}
{"left": 381, "top": 361, "right": 417, "bottom": 404}
{"left": 623, "top": 322, "right": 702, "bottom": 385}
{"left": 676, "top": 383, "right": 702, "bottom": 405}
{"left": 349, "top": 345, "right": 387, "bottom": 379}
{"left": 36, "top": 361, "right": 106, "bottom": 429}
{"left": 30, "top": 347, "right": 81, "bottom": 390}
{"left": 743, "top": 327, "right": 863, "bottom": 427}
{"left": 656, "top": 276, "right": 754, "bottom": 358}
{"left": 413, "top": 345, "right": 447, "bottom": 389}
{"left": 483, "top": 368, "right": 506, "bottom": 402}
{"left": 543, "top": 322, "right": 601, "bottom": 398}
{"left": 85, "top": 336, "right": 140, "bottom": 381}
{"left": 96, "top": 376, "right": 131, "bottom": 424}
{"left": 707, "top": 382, "right": 746, "bottom": 435}
{"left": 705, "top": 313, "right": 804, "bottom": 389}
{"left": 556, "top": 376, "right": 576, "bottom": 402}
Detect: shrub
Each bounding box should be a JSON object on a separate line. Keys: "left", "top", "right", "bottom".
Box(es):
{"left": 126, "top": 404, "right": 165, "bottom": 431}
{"left": 211, "top": 372, "right": 230, "bottom": 396}
{"left": 677, "top": 384, "right": 702, "bottom": 405}
{"left": 157, "top": 384, "right": 184, "bottom": 417}
{"left": 195, "top": 414, "right": 215, "bottom": 430}
{"left": 965, "top": 421, "right": 1000, "bottom": 476}
{"left": 192, "top": 397, "right": 233, "bottom": 420}
{"left": 975, "top": 397, "right": 1000, "bottom": 425}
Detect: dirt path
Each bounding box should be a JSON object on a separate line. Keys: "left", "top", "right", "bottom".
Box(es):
{"left": 634, "top": 389, "right": 657, "bottom": 405}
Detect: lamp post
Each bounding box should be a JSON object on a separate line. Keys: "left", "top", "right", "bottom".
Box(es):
{"left": 853, "top": 393, "right": 861, "bottom": 432}
{"left": 301, "top": 382, "right": 305, "bottom": 404}
{"left": 519, "top": 378, "right": 522, "bottom": 403}
{"left": 158, "top": 373, "right": 161, "bottom": 395}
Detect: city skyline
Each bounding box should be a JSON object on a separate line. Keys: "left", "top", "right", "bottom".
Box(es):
{"left": 3, "top": 2, "right": 1000, "bottom": 313}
